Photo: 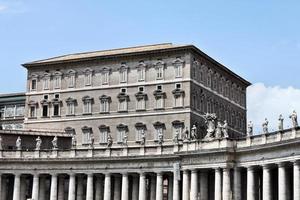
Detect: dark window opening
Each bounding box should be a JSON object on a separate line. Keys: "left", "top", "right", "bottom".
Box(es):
{"left": 55, "top": 94, "right": 60, "bottom": 99}
{"left": 42, "top": 105, "right": 48, "bottom": 117}
{"left": 53, "top": 105, "right": 59, "bottom": 116}
{"left": 44, "top": 95, "right": 48, "bottom": 100}
{"left": 31, "top": 80, "right": 37, "bottom": 90}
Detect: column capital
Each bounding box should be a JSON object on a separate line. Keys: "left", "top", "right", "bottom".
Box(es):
{"left": 156, "top": 172, "right": 163, "bottom": 176}
{"left": 222, "top": 167, "right": 231, "bottom": 172}
{"left": 277, "top": 162, "right": 287, "bottom": 168}
{"left": 293, "top": 160, "right": 300, "bottom": 166}
{"left": 246, "top": 166, "right": 256, "bottom": 171}
{"left": 262, "top": 164, "right": 272, "bottom": 170}
{"left": 191, "top": 169, "right": 198, "bottom": 173}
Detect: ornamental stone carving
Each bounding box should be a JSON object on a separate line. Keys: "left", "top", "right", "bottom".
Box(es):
{"left": 204, "top": 113, "right": 217, "bottom": 140}
{"left": 71, "top": 134, "right": 77, "bottom": 148}
{"left": 290, "top": 110, "right": 298, "bottom": 128}
{"left": 262, "top": 118, "right": 269, "bottom": 134}
{"left": 247, "top": 121, "right": 253, "bottom": 136}
{"left": 278, "top": 114, "right": 284, "bottom": 131}
{"left": 107, "top": 134, "right": 113, "bottom": 148}
{"left": 52, "top": 136, "right": 58, "bottom": 149}
{"left": 191, "top": 125, "right": 197, "bottom": 140}
{"left": 0, "top": 136, "right": 2, "bottom": 150}
{"left": 222, "top": 120, "right": 229, "bottom": 138}
{"left": 16, "top": 136, "right": 21, "bottom": 150}
{"left": 35, "top": 136, "right": 42, "bottom": 150}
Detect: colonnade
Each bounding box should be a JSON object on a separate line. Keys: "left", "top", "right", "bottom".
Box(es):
{"left": 0, "top": 161, "right": 299, "bottom": 200}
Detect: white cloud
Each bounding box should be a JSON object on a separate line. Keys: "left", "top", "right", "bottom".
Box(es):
{"left": 0, "top": 5, "right": 7, "bottom": 12}
{"left": 247, "top": 83, "right": 300, "bottom": 134}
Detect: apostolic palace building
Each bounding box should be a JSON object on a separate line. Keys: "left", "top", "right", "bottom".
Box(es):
{"left": 0, "top": 43, "right": 299, "bottom": 200}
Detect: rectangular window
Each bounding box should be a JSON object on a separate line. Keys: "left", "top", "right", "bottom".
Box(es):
{"left": 175, "top": 83, "right": 181, "bottom": 89}
{"left": 136, "top": 128, "right": 144, "bottom": 141}
{"left": 156, "top": 67, "right": 163, "bottom": 79}
{"left": 102, "top": 72, "right": 109, "bottom": 85}
{"left": 117, "top": 130, "right": 125, "bottom": 143}
{"left": 100, "top": 130, "right": 108, "bottom": 143}
{"left": 121, "top": 88, "right": 127, "bottom": 93}
{"left": 138, "top": 86, "right": 144, "bottom": 92}
{"left": 100, "top": 100, "right": 109, "bottom": 113}
{"left": 136, "top": 99, "right": 146, "bottom": 110}
{"left": 138, "top": 68, "right": 145, "bottom": 81}
{"left": 53, "top": 104, "right": 60, "bottom": 116}
{"left": 173, "top": 126, "right": 182, "bottom": 140}
{"left": 67, "top": 103, "right": 75, "bottom": 115}
{"left": 174, "top": 96, "right": 183, "bottom": 107}
{"left": 83, "top": 102, "right": 92, "bottom": 114}
{"left": 31, "top": 80, "right": 37, "bottom": 91}
{"left": 85, "top": 74, "right": 92, "bottom": 86}
{"left": 156, "top": 98, "right": 164, "bottom": 109}
{"left": 42, "top": 105, "right": 48, "bottom": 117}
{"left": 118, "top": 100, "right": 127, "bottom": 111}
{"left": 82, "top": 130, "right": 91, "bottom": 144}
{"left": 54, "top": 76, "right": 61, "bottom": 89}
{"left": 120, "top": 70, "right": 127, "bottom": 83}
{"left": 157, "top": 85, "right": 162, "bottom": 91}
{"left": 155, "top": 127, "right": 163, "bottom": 140}
{"left": 30, "top": 106, "right": 36, "bottom": 118}
{"left": 175, "top": 65, "right": 182, "bottom": 77}
{"left": 68, "top": 75, "right": 75, "bottom": 88}
{"left": 43, "top": 78, "right": 50, "bottom": 90}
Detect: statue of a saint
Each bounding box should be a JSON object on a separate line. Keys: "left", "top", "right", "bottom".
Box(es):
{"left": 173, "top": 129, "right": 180, "bottom": 144}
{"left": 123, "top": 134, "right": 128, "bottom": 146}
{"left": 247, "top": 121, "right": 253, "bottom": 136}
{"left": 215, "top": 121, "right": 222, "bottom": 138}
{"left": 191, "top": 125, "right": 197, "bottom": 140}
{"left": 204, "top": 113, "right": 217, "bottom": 139}
{"left": 278, "top": 114, "right": 284, "bottom": 131}
{"left": 158, "top": 130, "right": 164, "bottom": 144}
{"left": 140, "top": 130, "right": 146, "bottom": 145}
{"left": 107, "top": 134, "right": 113, "bottom": 147}
{"left": 88, "top": 134, "right": 94, "bottom": 148}
{"left": 262, "top": 118, "right": 269, "bottom": 134}
{"left": 222, "top": 120, "right": 229, "bottom": 138}
{"left": 290, "top": 110, "right": 298, "bottom": 128}
{"left": 36, "top": 136, "right": 42, "bottom": 150}
{"left": 71, "top": 134, "right": 77, "bottom": 148}
{"left": 183, "top": 127, "right": 189, "bottom": 141}
{"left": 16, "top": 136, "right": 21, "bottom": 150}
{"left": 52, "top": 136, "right": 58, "bottom": 149}
{"left": 0, "top": 136, "right": 2, "bottom": 150}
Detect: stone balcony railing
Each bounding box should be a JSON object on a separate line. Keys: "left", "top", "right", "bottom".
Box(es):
{"left": 0, "top": 127, "right": 299, "bottom": 160}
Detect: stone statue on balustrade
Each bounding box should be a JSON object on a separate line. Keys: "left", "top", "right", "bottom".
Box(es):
{"left": 203, "top": 113, "right": 217, "bottom": 140}
{"left": 290, "top": 110, "right": 298, "bottom": 128}
{"left": 222, "top": 120, "right": 229, "bottom": 138}
{"left": 71, "top": 134, "right": 77, "bottom": 148}
{"left": 247, "top": 121, "right": 253, "bottom": 136}
{"left": 215, "top": 121, "right": 222, "bottom": 138}
{"left": 183, "top": 127, "right": 190, "bottom": 141}
{"left": 123, "top": 134, "right": 128, "bottom": 146}
{"left": 158, "top": 130, "right": 164, "bottom": 145}
{"left": 35, "top": 136, "right": 42, "bottom": 150}
{"left": 140, "top": 130, "right": 146, "bottom": 145}
{"left": 278, "top": 114, "right": 284, "bottom": 131}
{"left": 173, "top": 129, "right": 180, "bottom": 144}
{"left": 88, "top": 135, "right": 94, "bottom": 148}
{"left": 262, "top": 118, "right": 269, "bottom": 134}
{"left": 107, "top": 134, "right": 113, "bottom": 147}
{"left": 191, "top": 125, "right": 198, "bottom": 140}
{"left": 52, "top": 136, "right": 58, "bottom": 149}
{"left": 0, "top": 136, "right": 2, "bottom": 150}
{"left": 16, "top": 136, "right": 21, "bottom": 150}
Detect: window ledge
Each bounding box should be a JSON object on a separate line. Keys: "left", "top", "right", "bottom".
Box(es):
{"left": 41, "top": 116, "right": 50, "bottom": 118}
{"left": 100, "top": 111, "right": 110, "bottom": 114}
{"left": 118, "top": 110, "right": 128, "bottom": 113}
{"left": 154, "top": 108, "right": 165, "bottom": 111}
{"left": 173, "top": 106, "right": 184, "bottom": 109}
{"left": 136, "top": 109, "right": 146, "bottom": 112}
{"left": 28, "top": 117, "right": 37, "bottom": 119}
{"left": 99, "top": 142, "right": 108, "bottom": 145}
{"left": 82, "top": 113, "right": 92, "bottom": 116}
{"left": 117, "top": 142, "right": 124, "bottom": 144}
{"left": 66, "top": 114, "right": 75, "bottom": 117}
{"left": 52, "top": 115, "right": 61, "bottom": 118}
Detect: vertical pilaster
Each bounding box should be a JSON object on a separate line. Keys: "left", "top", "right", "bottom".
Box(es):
{"left": 294, "top": 161, "right": 300, "bottom": 200}
{"left": 104, "top": 174, "right": 111, "bottom": 200}
{"left": 222, "top": 168, "right": 231, "bottom": 200}
{"left": 86, "top": 174, "right": 94, "bottom": 200}
{"left": 139, "top": 173, "right": 146, "bottom": 200}
{"left": 121, "top": 173, "right": 129, "bottom": 200}
{"left": 32, "top": 173, "right": 40, "bottom": 200}
{"left": 278, "top": 163, "right": 287, "bottom": 200}
{"left": 50, "top": 174, "right": 58, "bottom": 200}
{"left": 156, "top": 172, "right": 163, "bottom": 200}
{"left": 190, "top": 170, "right": 198, "bottom": 200}
{"left": 13, "top": 174, "right": 21, "bottom": 200}
{"left": 173, "top": 173, "right": 180, "bottom": 200}
{"left": 233, "top": 168, "right": 241, "bottom": 200}
{"left": 199, "top": 171, "right": 208, "bottom": 200}
{"left": 214, "top": 168, "right": 222, "bottom": 200}
{"left": 182, "top": 170, "right": 190, "bottom": 200}
{"left": 263, "top": 165, "right": 272, "bottom": 200}
{"left": 247, "top": 166, "right": 255, "bottom": 200}
{"left": 114, "top": 176, "right": 121, "bottom": 200}
{"left": 68, "top": 174, "right": 76, "bottom": 200}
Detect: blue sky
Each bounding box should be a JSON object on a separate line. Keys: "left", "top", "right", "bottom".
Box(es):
{"left": 1, "top": 0, "right": 300, "bottom": 132}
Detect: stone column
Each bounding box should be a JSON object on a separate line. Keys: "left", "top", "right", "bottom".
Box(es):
{"left": 114, "top": 176, "right": 121, "bottom": 200}
{"left": 50, "top": 174, "right": 58, "bottom": 200}
{"left": 32, "top": 173, "right": 40, "bottom": 200}
{"left": 139, "top": 173, "right": 146, "bottom": 200}
{"left": 199, "top": 171, "right": 208, "bottom": 200}
{"left": 263, "top": 165, "right": 272, "bottom": 200}
{"left": 121, "top": 173, "right": 129, "bottom": 200}
{"left": 13, "top": 174, "right": 21, "bottom": 200}
{"left": 167, "top": 175, "right": 173, "bottom": 200}
{"left": 77, "top": 175, "right": 84, "bottom": 200}
{"left": 58, "top": 176, "right": 65, "bottom": 200}
{"left": 95, "top": 176, "right": 104, "bottom": 200}
{"left": 190, "top": 170, "right": 198, "bottom": 200}
{"left": 104, "top": 174, "right": 111, "bottom": 200}
{"left": 132, "top": 176, "right": 139, "bottom": 200}
{"left": 39, "top": 177, "right": 46, "bottom": 200}
{"left": 214, "top": 168, "right": 222, "bottom": 200}
{"left": 223, "top": 168, "right": 231, "bottom": 200}
{"left": 247, "top": 166, "right": 255, "bottom": 200}
{"left": 182, "top": 170, "right": 190, "bottom": 200}
{"left": 173, "top": 174, "right": 180, "bottom": 200}
{"left": 156, "top": 172, "right": 163, "bottom": 200}
{"left": 86, "top": 174, "right": 94, "bottom": 200}
{"left": 68, "top": 174, "right": 76, "bottom": 200}
{"left": 294, "top": 161, "right": 300, "bottom": 200}
{"left": 233, "top": 168, "right": 241, "bottom": 200}
{"left": 150, "top": 175, "right": 156, "bottom": 200}
{"left": 278, "top": 163, "right": 287, "bottom": 200}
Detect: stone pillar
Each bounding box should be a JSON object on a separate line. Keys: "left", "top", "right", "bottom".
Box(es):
{"left": 182, "top": 170, "right": 190, "bottom": 200}
{"left": 167, "top": 175, "right": 173, "bottom": 200}
{"left": 199, "top": 171, "right": 208, "bottom": 200}
{"left": 32, "top": 173, "right": 40, "bottom": 200}
{"left": 233, "top": 168, "right": 241, "bottom": 200}
{"left": 247, "top": 166, "right": 255, "bottom": 200}
{"left": 156, "top": 172, "right": 163, "bottom": 200}
{"left": 77, "top": 175, "right": 84, "bottom": 200}
{"left": 132, "top": 176, "right": 139, "bottom": 200}
{"left": 278, "top": 163, "right": 287, "bottom": 200}
{"left": 50, "top": 174, "right": 58, "bottom": 200}
{"left": 214, "top": 168, "right": 222, "bottom": 200}
{"left": 139, "top": 173, "right": 146, "bottom": 200}
{"left": 13, "top": 174, "right": 21, "bottom": 200}
{"left": 294, "top": 161, "right": 300, "bottom": 200}
{"left": 86, "top": 174, "right": 94, "bottom": 200}
{"left": 190, "top": 170, "right": 198, "bottom": 200}
{"left": 121, "top": 173, "right": 129, "bottom": 200}
{"left": 58, "top": 176, "right": 65, "bottom": 200}
{"left": 173, "top": 174, "right": 180, "bottom": 200}
{"left": 222, "top": 168, "right": 231, "bottom": 200}
{"left": 39, "top": 177, "right": 46, "bottom": 200}
{"left": 150, "top": 175, "right": 156, "bottom": 200}
{"left": 68, "top": 174, "right": 76, "bottom": 200}
{"left": 95, "top": 176, "right": 104, "bottom": 200}
{"left": 114, "top": 176, "right": 121, "bottom": 200}
{"left": 104, "top": 174, "right": 111, "bottom": 200}
{"left": 263, "top": 165, "right": 272, "bottom": 200}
